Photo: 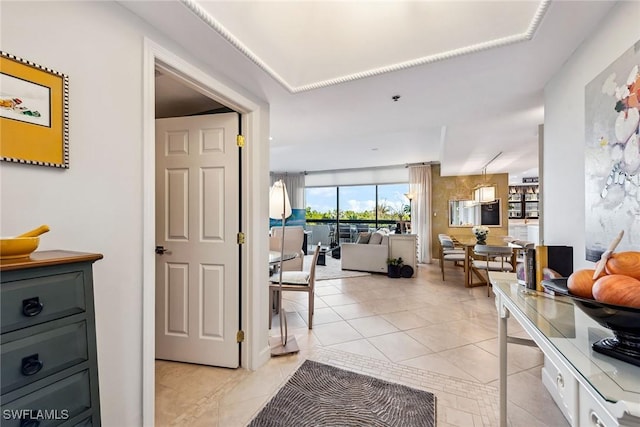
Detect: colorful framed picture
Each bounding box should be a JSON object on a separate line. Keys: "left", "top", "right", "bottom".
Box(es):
{"left": 0, "top": 51, "right": 69, "bottom": 168}
{"left": 584, "top": 42, "right": 640, "bottom": 261}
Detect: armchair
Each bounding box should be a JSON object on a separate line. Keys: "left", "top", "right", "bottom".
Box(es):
{"left": 270, "top": 226, "right": 304, "bottom": 271}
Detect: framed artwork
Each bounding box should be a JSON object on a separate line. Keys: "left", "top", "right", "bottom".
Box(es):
{"left": 584, "top": 41, "right": 640, "bottom": 261}
{"left": 0, "top": 51, "right": 69, "bottom": 168}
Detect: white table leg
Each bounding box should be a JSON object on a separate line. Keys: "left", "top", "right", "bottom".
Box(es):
{"left": 498, "top": 302, "right": 509, "bottom": 427}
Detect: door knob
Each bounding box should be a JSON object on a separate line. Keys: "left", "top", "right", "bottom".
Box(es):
{"left": 155, "top": 246, "right": 171, "bottom": 255}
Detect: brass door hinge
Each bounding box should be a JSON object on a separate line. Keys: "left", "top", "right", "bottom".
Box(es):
{"left": 236, "top": 330, "right": 245, "bottom": 343}
{"left": 236, "top": 135, "right": 245, "bottom": 147}
{"left": 237, "top": 232, "right": 246, "bottom": 244}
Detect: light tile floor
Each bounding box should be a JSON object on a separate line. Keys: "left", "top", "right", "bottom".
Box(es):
{"left": 156, "top": 262, "right": 569, "bottom": 426}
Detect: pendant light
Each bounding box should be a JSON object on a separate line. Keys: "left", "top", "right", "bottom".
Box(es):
{"left": 473, "top": 152, "right": 501, "bottom": 204}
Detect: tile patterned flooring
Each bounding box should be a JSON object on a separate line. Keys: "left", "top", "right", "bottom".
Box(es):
{"left": 156, "top": 262, "right": 569, "bottom": 426}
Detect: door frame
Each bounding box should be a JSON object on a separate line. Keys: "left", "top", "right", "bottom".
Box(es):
{"left": 142, "top": 38, "right": 271, "bottom": 427}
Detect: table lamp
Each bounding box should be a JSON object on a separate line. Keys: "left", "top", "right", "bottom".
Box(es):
{"left": 268, "top": 180, "right": 299, "bottom": 355}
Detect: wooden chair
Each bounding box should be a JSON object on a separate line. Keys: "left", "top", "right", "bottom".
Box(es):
{"left": 269, "top": 226, "right": 305, "bottom": 271}
{"left": 270, "top": 242, "right": 321, "bottom": 329}
{"left": 438, "top": 235, "right": 465, "bottom": 281}
{"left": 472, "top": 244, "right": 514, "bottom": 296}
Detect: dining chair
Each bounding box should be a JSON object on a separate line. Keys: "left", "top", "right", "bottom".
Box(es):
{"left": 269, "top": 226, "right": 305, "bottom": 271}
{"left": 438, "top": 235, "right": 465, "bottom": 281}
{"left": 472, "top": 244, "right": 514, "bottom": 296}
{"left": 269, "top": 242, "right": 321, "bottom": 329}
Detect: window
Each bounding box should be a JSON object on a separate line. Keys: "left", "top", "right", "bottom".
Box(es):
{"left": 305, "top": 186, "right": 337, "bottom": 221}
{"left": 338, "top": 185, "right": 376, "bottom": 243}
{"left": 377, "top": 183, "right": 410, "bottom": 223}
{"left": 305, "top": 183, "right": 410, "bottom": 244}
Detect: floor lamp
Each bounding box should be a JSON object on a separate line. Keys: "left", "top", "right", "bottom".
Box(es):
{"left": 404, "top": 192, "right": 415, "bottom": 234}
{"left": 268, "top": 180, "right": 299, "bottom": 356}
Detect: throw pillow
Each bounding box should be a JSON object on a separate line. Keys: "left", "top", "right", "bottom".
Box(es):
{"left": 368, "top": 231, "right": 383, "bottom": 245}
{"left": 355, "top": 232, "right": 371, "bottom": 244}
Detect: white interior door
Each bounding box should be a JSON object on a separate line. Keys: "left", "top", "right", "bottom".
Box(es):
{"left": 155, "top": 112, "right": 239, "bottom": 368}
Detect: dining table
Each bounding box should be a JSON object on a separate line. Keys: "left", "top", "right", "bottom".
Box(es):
{"left": 268, "top": 251, "right": 298, "bottom": 266}
{"left": 450, "top": 235, "right": 522, "bottom": 288}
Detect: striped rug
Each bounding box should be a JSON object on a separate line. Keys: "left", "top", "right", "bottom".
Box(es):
{"left": 248, "top": 360, "right": 436, "bottom": 426}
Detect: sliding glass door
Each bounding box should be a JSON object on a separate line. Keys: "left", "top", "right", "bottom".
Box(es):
{"left": 304, "top": 187, "right": 337, "bottom": 247}
{"left": 338, "top": 185, "right": 376, "bottom": 243}
{"left": 305, "top": 183, "right": 409, "bottom": 245}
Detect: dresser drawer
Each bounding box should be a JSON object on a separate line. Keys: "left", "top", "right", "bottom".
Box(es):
{"left": 541, "top": 353, "right": 577, "bottom": 425}
{"left": 579, "top": 384, "right": 618, "bottom": 427}
{"left": 1, "top": 321, "right": 88, "bottom": 394}
{"left": 0, "top": 370, "right": 91, "bottom": 427}
{"left": 73, "top": 417, "right": 93, "bottom": 427}
{"left": 1, "top": 272, "right": 86, "bottom": 334}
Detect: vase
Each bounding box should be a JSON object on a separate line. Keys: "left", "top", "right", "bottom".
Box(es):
{"left": 473, "top": 230, "right": 488, "bottom": 245}
{"left": 387, "top": 265, "right": 401, "bottom": 278}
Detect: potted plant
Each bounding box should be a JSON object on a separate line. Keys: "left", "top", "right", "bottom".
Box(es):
{"left": 386, "top": 257, "right": 404, "bottom": 278}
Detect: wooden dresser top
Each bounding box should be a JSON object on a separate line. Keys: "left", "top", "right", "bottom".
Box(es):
{"left": 0, "top": 250, "right": 103, "bottom": 272}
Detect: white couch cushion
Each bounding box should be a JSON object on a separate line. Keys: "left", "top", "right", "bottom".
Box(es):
{"left": 368, "top": 231, "right": 384, "bottom": 245}
{"left": 355, "top": 232, "right": 371, "bottom": 244}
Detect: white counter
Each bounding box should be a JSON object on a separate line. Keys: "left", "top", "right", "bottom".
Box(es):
{"left": 491, "top": 272, "right": 640, "bottom": 427}
{"left": 508, "top": 220, "right": 539, "bottom": 244}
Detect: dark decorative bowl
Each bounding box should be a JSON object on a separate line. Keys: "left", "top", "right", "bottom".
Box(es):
{"left": 542, "top": 278, "right": 640, "bottom": 367}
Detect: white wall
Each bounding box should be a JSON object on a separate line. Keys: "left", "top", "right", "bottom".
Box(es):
{"left": 305, "top": 165, "right": 409, "bottom": 187}
{"left": 543, "top": 1, "right": 640, "bottom": 270}
{"left": 0, "top": 2, "right": 268, "bottom": 425}
{"left": 1, "top": 3, "right": 145, "bottom": 425}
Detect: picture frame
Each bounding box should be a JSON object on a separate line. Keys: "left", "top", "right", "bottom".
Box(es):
{"left": 0, "top": 51, "right": 69, "bottom": 168}
{"left": 584, "top": 41, "right": 640, "bottom": 261}
{"left": 448, "top": 198, "right": 502, "bottom": 227}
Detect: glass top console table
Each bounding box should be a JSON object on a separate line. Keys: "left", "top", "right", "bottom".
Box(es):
{"left": 490, "top": 272, "right": 640, "bottom": 427}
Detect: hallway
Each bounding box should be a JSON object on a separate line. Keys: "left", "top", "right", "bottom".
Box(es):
{"left": 155, "top": 262, "right": 567, "bottom": 426}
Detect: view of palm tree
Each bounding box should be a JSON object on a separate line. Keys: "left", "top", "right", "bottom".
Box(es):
{"left": 305, "top": 183, "right": 410, "bottom": 242}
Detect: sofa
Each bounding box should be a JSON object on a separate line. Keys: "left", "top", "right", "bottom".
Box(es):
{"left": 341, "top": 229, "right": 390, "bottom": 273}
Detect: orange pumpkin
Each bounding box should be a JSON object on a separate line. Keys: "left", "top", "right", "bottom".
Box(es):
{"left": 567, "top": 268, "right": 603, "bottom": 299}
{"left": 592, "top": 274, "right": 640, "bottom": 308}
{"left": 605, "top": 251, "right": 640, "bottom": 280}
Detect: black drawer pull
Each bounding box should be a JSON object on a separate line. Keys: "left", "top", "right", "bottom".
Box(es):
{"left": 21, "top": 353, "right": 44, "bottom": 376}
{"left": 22, "top": 297, "right": 43, "bottom": 317}
{"left": 20, "top": 419, "right": 40, "bottom": 427}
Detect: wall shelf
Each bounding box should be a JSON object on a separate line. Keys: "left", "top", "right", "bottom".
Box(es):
{"left": 508, "top": 185, "right": 539, "bottom": 219}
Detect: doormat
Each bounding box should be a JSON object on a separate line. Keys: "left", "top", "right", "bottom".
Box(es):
{"left": 248, "top": 360, "right": 436, "bottom": 426}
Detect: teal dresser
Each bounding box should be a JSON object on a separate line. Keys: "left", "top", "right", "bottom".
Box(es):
{"left": 1, "top": 251, "right": 102, "bottom": 427}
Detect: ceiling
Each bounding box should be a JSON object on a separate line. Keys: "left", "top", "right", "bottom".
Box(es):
{"left": 126, "top": 0, "right": 616, "bottom": 184}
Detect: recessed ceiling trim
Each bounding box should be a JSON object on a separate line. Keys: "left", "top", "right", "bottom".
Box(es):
{"left": 181, "top": 0, "right": 296, "bottom": 92}
{"left": 182, "top": 0, "right": 550, "bottom": 94}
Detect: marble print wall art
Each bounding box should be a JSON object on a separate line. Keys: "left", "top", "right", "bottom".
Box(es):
{"left": 585, "top": 41, "right": 640, "bottom": 261}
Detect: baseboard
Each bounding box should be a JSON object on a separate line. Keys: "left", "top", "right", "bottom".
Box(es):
{"left": 255, "top": 343, "right": 272, "bottom": 370}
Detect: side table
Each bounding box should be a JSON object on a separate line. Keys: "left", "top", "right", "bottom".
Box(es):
{"left": 389, "top": 234, "right": 417, "bottom": 277}
{"left": 316, "top": 247, "right": 327, "bottom": 266}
